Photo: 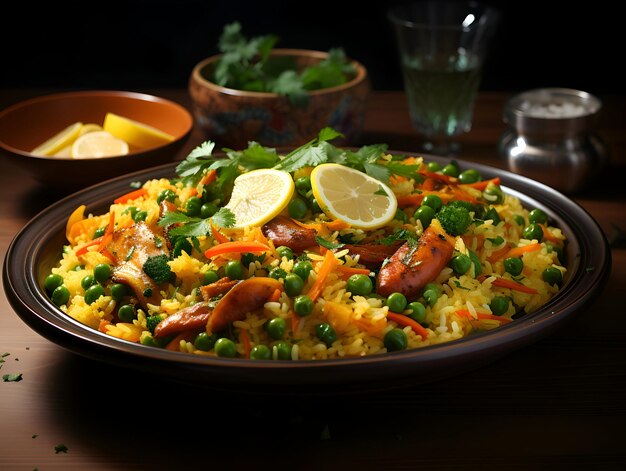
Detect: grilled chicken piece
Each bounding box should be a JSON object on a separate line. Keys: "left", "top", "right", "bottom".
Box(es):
{"left": 262, "top": 216, "right": 317, "bottom": 253}
{"left": 376, "top": 224, "right": 455, "bottom": 299}
{"left": 107, "top": 221, "right": 170, "bottom": 307}
{"left": 200, "top": 277, "right": 239, "bottom": 301}
{"left": 153, "top": 302, "right": 212, "bottom": 339}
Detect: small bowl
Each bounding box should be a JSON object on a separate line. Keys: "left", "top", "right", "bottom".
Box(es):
{"left": 188, "top": 49, "right": 370, "bottom": 149}
{"left": 0, "top": 90, "right": 194, "bottom": 190}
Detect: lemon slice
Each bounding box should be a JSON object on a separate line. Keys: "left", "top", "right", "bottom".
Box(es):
{"left": 224, "top": 169, "right": 295, "bottom": 228}
{"left": 103, "top": 112, "right": 175, "bottom": 149}
{"left": 311, "top": 163, "right": 398, "bottom": 230}
{"left": 31, "top": 122, "right": 83, "bottom": 156}
{"left": 71, "top": 130, "right": 130, "bottom": 159}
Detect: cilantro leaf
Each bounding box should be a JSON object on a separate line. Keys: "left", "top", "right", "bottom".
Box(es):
{"left": 273, "top": 127, "right": 343, "bottom": 173}
{"left": 315, "top": 236, "right": 344, "bottom": 250}
{"left": 211, "top": 208, "right": 236, "bottom": 228}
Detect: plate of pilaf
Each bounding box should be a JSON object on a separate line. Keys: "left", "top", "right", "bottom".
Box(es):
{"left": 3, "top": 129, "right": 611, "bottom": 392}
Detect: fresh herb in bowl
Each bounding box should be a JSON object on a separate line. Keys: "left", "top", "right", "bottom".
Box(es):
{"left": 211, "top": 22, "right": 357, "bottom": 107}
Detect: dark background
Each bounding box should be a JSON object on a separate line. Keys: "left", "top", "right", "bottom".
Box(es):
{"left": 0, "top": 1, "right": 619, "bottom": 96}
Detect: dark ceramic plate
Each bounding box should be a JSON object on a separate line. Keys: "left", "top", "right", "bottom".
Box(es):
{"left": 2, "top": 155, "right": 611, "bottom": 393}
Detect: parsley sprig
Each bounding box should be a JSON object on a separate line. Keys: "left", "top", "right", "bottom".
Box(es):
{"left": 211, "top": 22, "right": 357, "bottom": 107}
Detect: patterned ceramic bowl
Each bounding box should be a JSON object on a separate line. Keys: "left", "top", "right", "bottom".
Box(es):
{"left": 188, "top": 49, "right": 370, "bottom": 149}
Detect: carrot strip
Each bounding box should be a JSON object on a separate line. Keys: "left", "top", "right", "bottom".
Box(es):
{"left": 504, "top": 243, "right": 542, "bottom": 259}
{"left": 98, "top": 319, "right": 111, "bottom": 333}
{"left": 386, "top": 311, "right": 429, "bottom": 340}
{"left": 450, "top": 186, "right": 479, "bottom": 204}
{"left": 240, "top": 328, "right": 251, "bottom": 359}
{"left": 539, "top": 224, "right": 563, "bottom": 244}
{"left": 96, "top": 211, "right": 116, "bottom": 252}
{"left": 490, "top": 277, "right": 538, "bottom": 294}
{"left": 419, "top": 169, "right": 457, "bottom": 185}
{"left": 269, "top": 288, "right": 282, "bottom": 302}
{"left": 199, "top": 169, "right": 217, "bottom": 187}
{"left": 210, "top": 220, "right": 231, "bottom": 244}
{"left": 204, "top": 240, "right": 270, "bottom": 259}
{"left": 459, "top": 177, "right": 501, "bottom": 191}
{"left": 75, "top": 237, "right": 103, "bottom": 256}
{"left": 290, "top": 310, "right": 300, "bottom": 337}
{"left": 100, "top": 248, "right": 118, "bottom": 264}
{"left": 326, "top": 219, "right": 351, "bottom": 231}
{"left": 114, "top": 188, "right": 147, "bottom": 204}
{"left": 455, "top": 309, "right": 512, "bottom": 324}
{"left": 307, "top": 250, "right": 339, "bottom": 301}
{"left": 396, "top": 193, "right": 425, "bottom": 208}
{"left": 486, "top": 244, "right": 512, "bottom": 263}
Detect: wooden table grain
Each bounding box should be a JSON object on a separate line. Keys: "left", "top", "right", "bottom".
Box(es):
{"left": 1, "top": 89, "right": 625, "bottom": 470}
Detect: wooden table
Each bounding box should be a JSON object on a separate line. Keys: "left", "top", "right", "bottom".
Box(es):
{"left": 1, "top": 89, "right": 625, "bottom": 470}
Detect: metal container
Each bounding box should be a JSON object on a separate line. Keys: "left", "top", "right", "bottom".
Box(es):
{"left": 498, "top": 88, "right": 608, "bottom": 194}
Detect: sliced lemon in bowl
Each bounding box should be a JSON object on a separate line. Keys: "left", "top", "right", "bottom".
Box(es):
{"left": 310, "top": 163, "right": 398, "bottom": 230}
{"left": 71, "top": 130, "right": 129, "bottom": 159}
{"left": 224, "top": 169, "right": 295, "bottom": 228}
{"left": 79, "top": 123, "right": 104, "bottom": 135}
{"left": 103, "top": 112, "right": 175, "bottom": 150}
{"left": 31, "top": 122, "right": 83, "bottom": 156}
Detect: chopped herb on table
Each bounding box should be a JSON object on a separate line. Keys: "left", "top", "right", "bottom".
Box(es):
{"left": 54, "top": 444, "right": 68, "bottom": 454}
{"left": 2, "top": 373, "right": 23, "bottom": 382}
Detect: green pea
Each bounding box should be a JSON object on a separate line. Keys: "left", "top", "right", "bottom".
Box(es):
{"left": 44, "top": 273, "right": 64, "bottom": 293}
{"left": 384, "top": 328, "right": 408, "bottom": 351}
{"left": 194, "top": 332, "right": 217, "bottom": 351}
{"left": 293, "top": 294, "right": 314, "bottom": 317}
{"left": 295, "top": 176, "right": 312, "bottom": 197}
{"left": 268, "top": 267, "right": 287, "bottom": 281}
{"left": 292, "top": 260, "right": 313, "bottom": 281}
{"left": 250, "top": 344, "right": 271, "bottom": 360}
{"left": 185, "top": 196, "right": 202, "bottom": 217}
{"left": 51, "top": 285, "right": 70, "bottom": 307}
{"left": 288, "top": 198, "right": 308, "bottom": 219}
{"left": 93, "top": 263, "right": 112, "bottom": 283}
{"left": 513, "top": 214, "right": 525, "bottom": 226}
{"left": 450, "top": 253, "right": 472, "bottom": 275}
{"left": 414, "top": 205, "right": 436, "bottom": 228}
{"left": 276, "top": 246, "right": 294, "bottom": 260}
{"left": 529, "top": 208, "right": 548, "bottom": 225}
{"left": 272, "top": 341, "right": 292, "bottom": 360}
{"left": 426, "top": 161, "right": 441, "bottom": 172}
{"left": 265, "top": 317, "right": 287, "bottom": 339}
{"left": 545, "top": 241, "right": 564, "bottom": 262}
{"left": 117, "top": 304, "right": 136, "bottom": 322}
{"left": 110, "top": 283, "right": 128, "bottom": 302}
{"left": 542, "top": 266, "right": 563, "bottom": 285}
{"left": 284, "top": 273, "right": 304, "bottom": 297}
{"left": 458, "top": 169, "right": 481, "bottom": 184}
{"left": 442, "top": 163, "right": 460, "bottom": 177}
{"left": 84, "top": 284, "right": 106, "bottom": 305}
{"left": 157, "top": 189, "right": 176, "bottom": 204}
{"left": 133, "top": 210, "right": 148, "bottom": 222}
{"left": 523, "top": 223, "right": 544, "bottom": 241}
{"left": 504, "top": 257, "right": 523, "bottom": 276}
{"left": 423, "top": 283, "right": 439, "bottom": 307}
{"left": 316, "top": 323, "right": 337, "bottom": 346}
{"left": 224, "top": 260, "right": 244, "bottom": 280}
{"left": 386, "top": 292, "right": 408, "bottom": 313}
{"left": 490, "top": 296, "right": 509, "bottom": 316}
{"left": 309, "top": 198, "right": 321, "bottom": 214}
{"left": 81, "top": 274, "right": 96, "bottom": 290}
{"left": 200, "top": 202, "right": 218, "bottom": 218}
{"left": 394, "top": 208, "right": 408, "bottom": 223}
{"left": 140, "top": 335, "right": 158, "bottom": 347}
{"left": 407, "top": 301, "right": 426, "bottom": 323}
{"left": 93, "top": 226, "right": 106, "bottom": 239}
{"left": 422, "top": 194, "right": 443, "bottom": 211}
{"left": 346, "top": 274, "right": 373, "bottom": 296}
{"left": 202, "top": 270, "right": 220, "bottom": 285}
{"left": 214, "top": 338, "right": 237, "bottom": 357}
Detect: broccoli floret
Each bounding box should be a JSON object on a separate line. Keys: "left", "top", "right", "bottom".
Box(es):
{"left": 146, "top": 314, "right": 165, "bottom": 334}
{"left": 436, "top": 203, "right": 472, "bottom": 236}
{"left": 142, "top": 254, "right": 173, "bottom": 283}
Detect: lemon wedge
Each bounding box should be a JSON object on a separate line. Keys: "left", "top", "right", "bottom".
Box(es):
{"left": 79, "top": 123, "right": 104, "bottom": 135}
{"left": 71, "top": 130, "right": 129, "bottom": 159}
{"left": 103, "top": 112, "right": 175, "bottom": 149}
{"left": 224, "top": 169, "right": 295, "bottom": 228}
{"left": 31, "top": 122, "right": 83, "bottom": 156}
{"left": 311, "top": 163, "right": 398, "bottom": 230}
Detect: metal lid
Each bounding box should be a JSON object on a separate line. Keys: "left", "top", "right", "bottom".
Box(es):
{"left": 503, "top": 88, "right": 602, "bottom": 137}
